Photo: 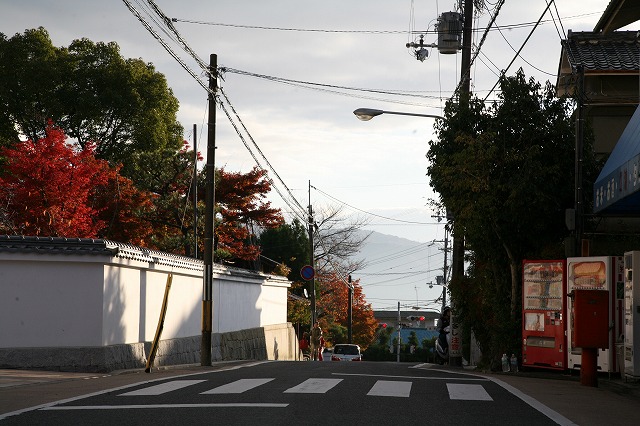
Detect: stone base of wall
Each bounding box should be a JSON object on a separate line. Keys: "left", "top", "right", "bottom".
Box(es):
{"left": 0, "top": 344, "right": 147, "bottom": 373}
{"left": 0, "top": 323, "right": 301, "bottom": 372}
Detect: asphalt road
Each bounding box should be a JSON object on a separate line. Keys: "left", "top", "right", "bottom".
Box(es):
{"left": 0, "top": 361, "right": 571, "bottom": 426}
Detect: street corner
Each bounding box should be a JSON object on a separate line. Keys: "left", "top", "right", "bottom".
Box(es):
{"left": 0, "top": 369, "right": 110, "bottom": 389}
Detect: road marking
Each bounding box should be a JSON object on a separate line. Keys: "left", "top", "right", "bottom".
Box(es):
{"left": 487, "top": 377, "right": 577, "bottom": 426}
{"left": 283, "top": 378, "right": 342, "bottom": 393}
{"left": 334, "top": 372, "right": 489, "bottom": 381}
{"left": 43, "top": 403, "right": 289, "bottom": 410}
{"left": 367, "top": 380, "right": 412, "bottom": 397}
{"left": 447, "top": 383, "right": 493, "bottom": 401}
{"left": 118, "top": 380, "right": 206, "bottom": 396}
{"left": 201, "top": 378, "right": 275, "bottom": 394}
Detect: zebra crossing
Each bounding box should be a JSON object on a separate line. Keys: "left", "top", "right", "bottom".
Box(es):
{"left": 114, "top": 376, "right": 494, "bottom": 401}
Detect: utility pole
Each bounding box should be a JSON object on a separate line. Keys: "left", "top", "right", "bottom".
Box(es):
{"left": 575, "top": 65, "right": 586, "bottom": 256}
{"left": 451, "top": 0, "right": 473, "bottom": 290}
{"left": 431, "top": 213, "right": 449, "bottom": 312}
{"left": 448, "top": 0, "right": 473, "bottom": 367}
{"left": 442, "top": 226, "right": 449, "bottom": 311}
{"left": 396, "top": 301, "right": 401, "bottom": 363}
{"left": 348, "top": 275, "right": 353, "bottom": 343}
{"left": 193, "top": 123, "right": 198, "bottom": 259}
{"left": 308, "top": 181, "right": 316, "bottom": 326}
{"left": 201, "top": 54, "right": 217, "bottom": 366}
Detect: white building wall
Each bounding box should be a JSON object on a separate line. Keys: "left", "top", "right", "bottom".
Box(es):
{"left": 0, "top": 240, "right": 290, "bottom": 350}
{"left": 0, "top": 256, "right": 105, "bottom": 347}
{"left": 145, "top": 270, "right": 202, "bottom": 341}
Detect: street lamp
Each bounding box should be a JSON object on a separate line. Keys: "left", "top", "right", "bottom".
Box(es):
{"left": 353, "top": 108, "right": 444, "bottom": 121}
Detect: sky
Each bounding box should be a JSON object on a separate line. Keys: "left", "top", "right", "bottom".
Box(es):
{"left": 2, "top": 0, "right": 620, "bottom": 310}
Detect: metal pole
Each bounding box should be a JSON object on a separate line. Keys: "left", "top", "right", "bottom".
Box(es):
{"left": 396, "top": 302, "right": 401, "bottom": 363}
{"left": 348, "top": 275, "right": 353, "bottom": 343}
{"left": 575, "top": 65, "right": 585, "bottom": 256}
{"left": 442, "top": 226, "right": 448, "bottom": 311}
{"left": 308, "top": 180, "right": 316, "bottom": 326}
{"left": 201, "top": 54, "right": 217, "bottom": 366}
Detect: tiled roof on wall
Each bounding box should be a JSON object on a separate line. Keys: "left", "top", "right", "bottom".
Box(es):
{"left": 562, "top": 30, "right": 639, "bottom": 72}
{"left": 0, "top": 235, "right": 118, "bottom": 255}
{"left": 0, "top": 235, "right": 203, "bottom": 271}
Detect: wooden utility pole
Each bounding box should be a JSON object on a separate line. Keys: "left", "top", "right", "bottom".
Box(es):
{"left": 201, "top": 53, "right": 217, "bottom": 366}
{"left": 449, "top": 0, "right": 474, "bottom": 367}
{"left": 308, "top": 181, "right": 316, "bottom": 326}
{"left": 193, "top": 123, "right": 198, "bottom": 258}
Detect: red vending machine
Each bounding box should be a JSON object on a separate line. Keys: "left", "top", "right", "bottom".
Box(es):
{"left": 522, "top": 260, "right": 567, "bottom": 370}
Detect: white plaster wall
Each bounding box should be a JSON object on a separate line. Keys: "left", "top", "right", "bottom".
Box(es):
{"left": 0, "top": 257, "right": 104, "bottom": 347}
{"left": 0, "top": 247, "right": 290, "bottom": 349}
{"left": 103, "top": 265, "right": 142, "bottom": 346}
{"left": 144, "top": 271, "right": 202, "bottom": 341}
{"left": 257, "top": 282, "right": 288, "bottom": 326}
{"left": 214, "top": 277, "right": 263, "bottom": 333}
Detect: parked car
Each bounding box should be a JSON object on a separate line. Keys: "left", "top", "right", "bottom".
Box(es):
{"left": 330, "top": 344, "right": 362, "bottom": 361}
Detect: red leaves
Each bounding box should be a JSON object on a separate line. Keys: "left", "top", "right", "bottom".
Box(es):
{"left": 215, "top": 166, "right": 284, "bottom": 261}
{"left": 0, "top": 123, "right": 153, "bottom": 240}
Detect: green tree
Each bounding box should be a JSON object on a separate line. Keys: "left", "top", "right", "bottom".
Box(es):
{"left": 0, "top": 28, "right": 183, "bottom": 180}
{"left": 427, "top": 69, "right": 596, "bottom": 365}
{"left": 259, "top": 218, "right": 310, "bottom": 281}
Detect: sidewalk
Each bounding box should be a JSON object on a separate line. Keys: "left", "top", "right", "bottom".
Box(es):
{"left": 447, "top": 366, "right": 640, "bottom": 425}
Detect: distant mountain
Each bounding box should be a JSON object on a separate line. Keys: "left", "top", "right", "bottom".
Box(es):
{"left": 350, "top": 230, "right": 444, "bottom": 311}
{"left": 354, "top": 230, "right": 423, "bottom": 265}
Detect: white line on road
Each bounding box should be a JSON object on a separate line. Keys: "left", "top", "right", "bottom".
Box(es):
{"left": 447, "top": 383, "right": 493, "bottom": 401}
{"left": 487, "top": 377, "right": 577, "bottom": 426}
{"left": 201, "top": 378, "right": 275, "bottom": 394}
{"left": 0, "top": 361, "right": 270, "bottom": 421}
{"left": 42, "top": 403, "right": 289, "bottom": 410}
{"left": 333, "top": 372, "right": 489, "bottom": 381}
{"left": 367, "top": 380, "right": 412, "bottom": 397}
{"left": 118, "top": 380, "right": 207, "bottom": 396}
{"left": 283, "top": 378, "right": 342, "bottom": 394}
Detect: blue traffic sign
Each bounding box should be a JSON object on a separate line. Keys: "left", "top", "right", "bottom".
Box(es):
{"left": 300, "top": 265, "right": 315, "bottom": 281}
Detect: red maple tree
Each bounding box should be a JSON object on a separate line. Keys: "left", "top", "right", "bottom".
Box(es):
{"left": 214, "top": 166, "right": 284, "bottom": 261}
{"left": 316, "top": 271, "right": 379, "bottom": 349}
{"left": 0, "top": 124, "right": 153, "bottom": 240}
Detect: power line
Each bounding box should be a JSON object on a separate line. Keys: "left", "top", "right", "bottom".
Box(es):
{"left": 482, "top": 1, "right": 554, "bottom": 102}
{"left": 125, "top": 0, "right": 310, "bottom": 224}
{"left": 220, "top": 67, "right": 445, "bottom": 108}
{"left": 171, "top": 18, "right": 406, "bottom": 34}
{"left": 171, "top": 12, "right": 600, "bottom": 35}
{"left": 311, "top": 185, "right": 435, "bottom": 225}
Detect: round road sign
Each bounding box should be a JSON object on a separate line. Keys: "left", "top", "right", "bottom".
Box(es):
{"left": 300, "top": 265, "right": 315, "bottom": 281}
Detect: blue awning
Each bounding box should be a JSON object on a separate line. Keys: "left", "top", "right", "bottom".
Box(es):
{"left": 593, "top": 105, "right": 640, "bottom": 214}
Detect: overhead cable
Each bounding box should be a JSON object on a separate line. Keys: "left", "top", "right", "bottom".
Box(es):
{"left": 482, "top": 1, "right": 554, "bottom": 102}
{"left": 312, "top": 185, "right": 434, "bottom": 225}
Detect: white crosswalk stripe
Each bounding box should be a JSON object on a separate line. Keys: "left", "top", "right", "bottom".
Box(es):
{"left": 118, "top": 380, "right": 206, "bottom": 396}
{"left": 116, "top": 377, "right": 495, "bottom": 401}
{"left": 283, "top": 378, "right": 343, "bottom": 394}
{"left": 201, "top": 378, "right": 275, "bottom": 394}
{"left": 447, "top": 383, "right": 493, "bottom": 401}
{"left": 367, "top": 380, "right": 412, "bottom": 397}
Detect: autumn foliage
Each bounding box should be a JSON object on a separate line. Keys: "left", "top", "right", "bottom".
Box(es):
{"left": 0, "top": 124, "right": 153, "bottom": 240}
{"left": 316, "top": 271, "right": 378, "bottom": 349}
{"left": 215, "top": 166, "right": 283, "bottom": 261}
